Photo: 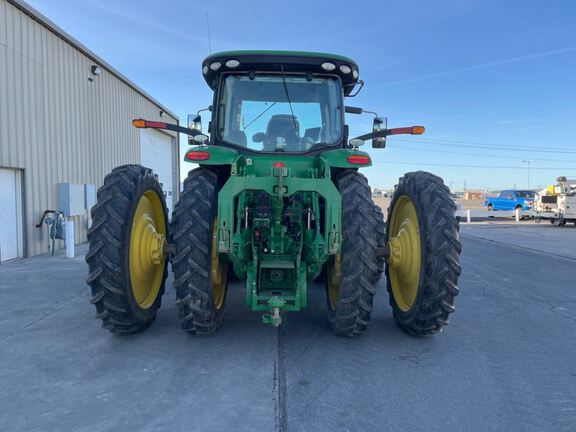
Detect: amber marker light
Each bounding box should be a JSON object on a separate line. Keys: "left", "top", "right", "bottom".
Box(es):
{"left": 132, "top": 119, "right": 168, "bottom": 129}
{"left": 387, "top": 126, "right": 426, "bottom": 136}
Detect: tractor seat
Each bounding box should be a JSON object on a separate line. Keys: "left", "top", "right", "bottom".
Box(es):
{"left": 263, "top": 115, "right": 300, "bottom": 151}
{"left": 225, "top": 130, "right": 247, "bottom": 147}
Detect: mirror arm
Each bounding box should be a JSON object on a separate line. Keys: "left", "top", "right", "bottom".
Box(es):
{"left": 132, "top": 118, "right": 202, "bottom": 137}
{"left": 363, "top": 109, "right": 378, "bottom": 116}
{"left": 344, "top": 106, "right": 363, "bottom": 114}
{"left": 351, "top": 129, "right": 388, "bottom": 142}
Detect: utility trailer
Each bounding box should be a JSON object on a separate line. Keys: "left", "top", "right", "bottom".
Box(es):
{"left": 532, "top": 177, "right": 576, "bottom": 226}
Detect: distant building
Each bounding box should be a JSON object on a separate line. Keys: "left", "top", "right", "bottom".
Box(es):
{"left": 463, "top": 191, "right": 484, "bottom": 200}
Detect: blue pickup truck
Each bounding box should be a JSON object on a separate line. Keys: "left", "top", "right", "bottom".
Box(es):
{"left": 484, "top": 190, "right": 535, "bottom": 211}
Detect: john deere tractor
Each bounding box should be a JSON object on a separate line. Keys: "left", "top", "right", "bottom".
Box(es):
{"left": 86, "top": 51, "right": 461, "bottom": 336}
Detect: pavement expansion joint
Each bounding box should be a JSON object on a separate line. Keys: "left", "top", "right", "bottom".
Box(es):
{"left": 461, "top": 233, "right": 576, "bottom": 262}
{"left": 0, "top": 293, "right": 90, "bottom": 343}
{"left": 273, "top": 326, "right": 288, "bottom": 432}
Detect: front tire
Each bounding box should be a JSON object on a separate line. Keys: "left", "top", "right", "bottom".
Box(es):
{"left": 170, "top": 168, "right": 228, "bottom": 335}
{"left": 326, "top": 171, "right": 384, "bottom": 336}
{"left": 487, "top": 204, "right": 494, "bottom": 217}
{"left": 386, "top": 171, "right": 462, "bottom": 336}
{"left": 86, "top": 165, "right": 169, "bottom": 333}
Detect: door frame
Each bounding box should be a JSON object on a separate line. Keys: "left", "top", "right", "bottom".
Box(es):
{"left": 138, "top": 128, "right": 178, "bottom": 213}
{"left": 0, "top": 167, "right": 25, "bottom": 261}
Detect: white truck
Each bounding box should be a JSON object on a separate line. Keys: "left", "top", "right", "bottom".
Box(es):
{"left": 532, "top": 177, "right": 576, "bottom": 226}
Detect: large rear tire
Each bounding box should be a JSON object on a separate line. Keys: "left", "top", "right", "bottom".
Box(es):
{"left": 86, "top": 164, "right": 169, "bottom": 334}
{"left": 326, "top": 171, "right": 384, "bottom": 336}
{"left": 170, "top": 168, "right": 228, "bottom": 335}
{"left": 386, "top": 171, "right": 461, "bottom": 336}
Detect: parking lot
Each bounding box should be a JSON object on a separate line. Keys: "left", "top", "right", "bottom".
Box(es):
{"left": 1, "top": 223, "right": 576, "bottom": 432}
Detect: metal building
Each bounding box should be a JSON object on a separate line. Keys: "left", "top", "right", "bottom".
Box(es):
{"left": 0, "top": 0, "right": 179, "bottom": 261}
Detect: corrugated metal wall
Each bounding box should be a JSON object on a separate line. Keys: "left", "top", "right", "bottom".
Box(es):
{"left": 0, "top": 0, "right": 178, "bottom": 257}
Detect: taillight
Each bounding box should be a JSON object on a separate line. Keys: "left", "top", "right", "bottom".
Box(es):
{"left": 346, "top": 155, "right": 371, "bottom": 165}
{"left": 145, "top": 121, "right": 167, "bottom": 129}
{"left": 185, "top": 151, "right": 210, "bottom": 161}
{"left": 272, "top": 162, "right": 285, "bottom": 168}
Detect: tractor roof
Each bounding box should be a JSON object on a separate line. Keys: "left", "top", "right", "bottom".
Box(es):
{"left": 202, "top": 50, "right": 360, "bottom": 96}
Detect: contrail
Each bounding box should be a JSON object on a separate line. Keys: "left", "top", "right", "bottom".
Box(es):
{"left": 371, "top": 46, "right": 576, "bottom": 88}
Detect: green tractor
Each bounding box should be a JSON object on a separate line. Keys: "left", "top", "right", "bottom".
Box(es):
{"left": 86, "top": 51, "right": 461, "bottom": 336}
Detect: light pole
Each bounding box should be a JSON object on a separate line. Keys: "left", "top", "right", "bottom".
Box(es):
{"left": 522, "top": 160, "right": 534, "bottom": 189}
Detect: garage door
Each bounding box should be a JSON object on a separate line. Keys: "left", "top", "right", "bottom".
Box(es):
{"left": 0, "top": 168, "right": 24, "bottom": 261}
{"left": 139, "top": 129, "right": 174, "bottom": 218}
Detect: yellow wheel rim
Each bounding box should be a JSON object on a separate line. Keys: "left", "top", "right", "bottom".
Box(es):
{"left": 211, "top": 218, "right": 227, "bottom": 310}
{"left": 327, "top": 253, "right": 341, "bottom": 310}
{"left": 129, "top": 191, "right": 167, "bottom": 309}
{"left": 387, "top": 195, "right": 421, "bottom": 312}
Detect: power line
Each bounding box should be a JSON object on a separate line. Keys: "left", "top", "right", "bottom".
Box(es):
{"left": 348, "top": 124, "right": 576, "bottom": 152}
{"left": 408, "top": 136, "right": 572, "bottom": 150}
{"left": 394, "top": 137, "right": 576, "bottom": 153}
{"left": 393, "top": 138, "right": 576, "bottom": 154}
{"left": 370, "top": 160, "right": 576, "bottom": 170}
{"left": 384, "top": 143, "right": 576, "bottom": 163}
{"left": 347, "top": 128, "right": 576, "bottom": 154}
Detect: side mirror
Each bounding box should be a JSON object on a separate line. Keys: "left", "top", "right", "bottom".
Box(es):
{"left": 252, "top": 132, "right": 266, "bottom": 143}
{"left": 188, "top": 114, "right": 202, "bottom": 132}
{"left": 372, "top": 117, "right": 387, "bottom": 148}
{"left": 188, "top": 114, "right": 202, "bottom": 145}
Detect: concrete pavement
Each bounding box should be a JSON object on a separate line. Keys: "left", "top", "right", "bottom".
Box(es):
{"left": 1, "top": 225, "right": 575, "bottom": 431}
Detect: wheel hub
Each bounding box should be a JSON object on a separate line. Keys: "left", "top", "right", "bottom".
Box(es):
{"left": 129, "top": 191, "right": 167, "bottom": 309}
{"left": 387, "top": 195, "right": 421, "bottom": 311}
{"left": 134, "top": 216, "right": 166, "bottom": 266}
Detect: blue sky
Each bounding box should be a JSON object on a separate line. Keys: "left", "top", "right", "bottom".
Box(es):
{"left": 27, "top": 0, "right": 576, "bottom": 190}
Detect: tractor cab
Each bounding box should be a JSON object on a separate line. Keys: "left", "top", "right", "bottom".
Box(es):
{"left": 191, "top": 51, "right": 362, "bottom": 154}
